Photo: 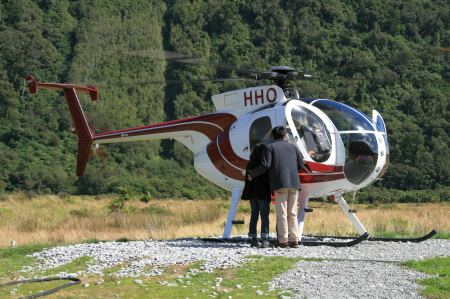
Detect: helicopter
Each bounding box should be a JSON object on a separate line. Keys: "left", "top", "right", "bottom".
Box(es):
{"left": 26, "top": 61, "right": 436, "bottom": 246}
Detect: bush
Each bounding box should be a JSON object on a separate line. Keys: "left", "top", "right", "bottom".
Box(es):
{"left": 107, "top": 187, "right": 131, "bottom": 213}
{"left": 181, "top": 189, "right": 197, "bottom": 200}
{"left": 355, "top": 187, "right": 449, "bottom": 204}
{"left": 139, "top": 193, "right": 152, "bottom": 203}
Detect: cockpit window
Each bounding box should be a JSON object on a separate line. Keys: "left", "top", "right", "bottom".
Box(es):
{"left": 312, "top": 100, "right": 374, "bottom": 131}
{"left": 249, "top": 116, "right": 272, "bottom": 151}
{"left": 290, "top": 106, "right": 332, "bottom": 162}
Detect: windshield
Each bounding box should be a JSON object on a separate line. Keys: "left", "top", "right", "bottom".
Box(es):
{"left": 290, "top": 106, "right": 332, "bottom": 162}
{"left": 340, "top": 133, "right": 378, "bottom": 184}
{"left": 312, "top": 99, "right": 375, "bottom": 131}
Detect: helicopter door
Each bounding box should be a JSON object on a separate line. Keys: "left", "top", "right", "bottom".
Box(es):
{"left": 285, "top": 101, "right": 340, "bottom": 164}
{"left": 248, "top": 115, "right": 273, "bottom": 153}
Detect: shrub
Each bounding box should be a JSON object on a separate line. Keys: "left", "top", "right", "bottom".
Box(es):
{"left": 107, "top": 187, "right": 130, "bottom": 213}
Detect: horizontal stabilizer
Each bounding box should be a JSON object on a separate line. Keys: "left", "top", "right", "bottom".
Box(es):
{"left": 26, "top": 75, "right": 98, "bottom": 101}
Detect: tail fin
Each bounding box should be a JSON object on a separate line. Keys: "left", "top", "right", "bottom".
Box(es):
{"left": 64, "top": 88, "right": 93, "bottom": 177}
{"left": 26, "top": 75, "right": 98, "bottom": 177}
{"left": 26, "top": 75, "right": 38, "bottom": 94}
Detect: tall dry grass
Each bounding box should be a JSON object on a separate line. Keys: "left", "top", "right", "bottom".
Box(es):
{"left": 0, "top": 193, "right": 448, "bottom": 247}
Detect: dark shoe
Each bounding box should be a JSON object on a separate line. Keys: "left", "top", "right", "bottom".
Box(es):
{"left": 278, "top": 242, "right": 288, "bottom": 248}
{"left": 260, "top": 239, "right": 270, "bottom": 248}
{"left": 288, "top": 241, "right": 299, "bottom": 248}
{"left": 250, "top": 238, "right": 260, "bottom": 247}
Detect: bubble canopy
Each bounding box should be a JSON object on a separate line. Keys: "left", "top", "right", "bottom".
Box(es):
{"left": 310, "top": 99, "right": 375, "bottom": 132}
{"left": 305, "top": 99, "right": 381, "bottom": 185}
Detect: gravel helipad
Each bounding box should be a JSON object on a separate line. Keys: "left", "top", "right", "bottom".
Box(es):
{"left": 27, "top": 238, "right": 450, "bottom": 298}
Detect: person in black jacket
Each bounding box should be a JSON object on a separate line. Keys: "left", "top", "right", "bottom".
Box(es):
{"left": 241, "top": 143, "right": 271, "bottom": 248}
{"left": 249, "top": 126, "right": 304, "bottom": 248}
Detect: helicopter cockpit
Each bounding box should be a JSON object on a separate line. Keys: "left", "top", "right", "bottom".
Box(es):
{"left": 306, "top": 99, "right": 387, "bottom": 185}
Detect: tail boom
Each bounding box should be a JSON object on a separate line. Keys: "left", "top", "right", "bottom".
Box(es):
{"left": 26, "top": 75, "right": 237, "bottom": 177}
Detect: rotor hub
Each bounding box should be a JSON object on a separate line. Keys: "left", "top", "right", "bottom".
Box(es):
{"left": 252, "top": 66, "right": 310, "bottom": 90}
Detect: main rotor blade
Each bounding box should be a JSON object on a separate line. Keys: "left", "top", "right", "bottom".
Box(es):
{"left": 123, "top": 49, "right": 260, "bottom": 75}
{"left": 142, "top": 77, "right": 252, "bottom": 85}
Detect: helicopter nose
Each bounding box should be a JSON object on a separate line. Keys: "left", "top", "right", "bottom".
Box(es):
{"left": 341, "top": 133, "right": 379, "bottom": 185}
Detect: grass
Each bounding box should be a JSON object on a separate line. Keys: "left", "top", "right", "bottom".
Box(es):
{"left": 0, "top": 193, "right": 449, "bottom": 247}
{"left": 41, "top": 256, "right": 93, "bottom": 276}
{"left": 0, "top": 247, "right": 303, "bottom": 299}
{"left": 403, "top": 256, "right": 450, "bottom": 299}
{"left": 0, "top": 244, "right": 47, "bottom": 278}
{"left": 436, "top": 232, "right": 450, "bottom": 240}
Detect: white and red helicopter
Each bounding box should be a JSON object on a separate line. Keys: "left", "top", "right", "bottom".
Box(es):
{"left": 26, "top": 64, "right": 435, "bottom": 246}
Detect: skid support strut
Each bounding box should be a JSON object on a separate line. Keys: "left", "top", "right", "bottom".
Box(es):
{"left": 334, "top": 195, "right": 368, "bottom": 235}
{"left": 223, "top": 188, "right": 242, "bottom": 238}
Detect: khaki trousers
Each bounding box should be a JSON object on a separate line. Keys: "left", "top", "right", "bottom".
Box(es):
{"left": 275, "top": 188, "right": 299, "bottom": 243}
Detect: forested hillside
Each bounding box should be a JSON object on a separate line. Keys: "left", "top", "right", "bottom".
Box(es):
{"left": 0, "top": 0, "right": 448, "bottom": 200}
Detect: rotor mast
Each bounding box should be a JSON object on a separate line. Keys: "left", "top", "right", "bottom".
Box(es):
{"left": 251, "top": 66, "right": 312, "bottom": 98}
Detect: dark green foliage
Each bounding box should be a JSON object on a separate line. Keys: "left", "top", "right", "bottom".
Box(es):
{"left": 357, "top": 186, "right": 449, "bottom": 203}
{"left": 0, "top": 1, "right": 448, "bottom": 201}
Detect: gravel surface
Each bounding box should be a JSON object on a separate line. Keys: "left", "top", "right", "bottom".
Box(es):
{"left": 269, "top": 260, "right": 431, "bottom": 299}
{"left": 26, "top": 237, "right": 450, "bottom": 298}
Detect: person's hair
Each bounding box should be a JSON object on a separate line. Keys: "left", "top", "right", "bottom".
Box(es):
{"left": 271, "top": 126, "right": 286, "bottom": 140}
{"left": 249, "top": 143, "right": 266, "bottom": 164}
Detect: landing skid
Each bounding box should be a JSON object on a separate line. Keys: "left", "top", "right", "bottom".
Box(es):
{"left": 369, "top": 229, "right": 437, "bottom": 242}
{"left": 299, "top": 232, "right": 369, "bottom": 247}
{"left": 307, "top": 195, "right": 437, "bottom": 243}
{"left": 305, "top": 230, "right": 437, "bottom": 243}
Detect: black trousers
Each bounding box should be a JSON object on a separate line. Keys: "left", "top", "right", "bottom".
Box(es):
{"left": 248, "top": 199, "right": 270, "bottom": 239}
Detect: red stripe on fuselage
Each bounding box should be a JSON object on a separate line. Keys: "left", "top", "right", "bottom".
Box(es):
{"left": 217, "top": 128, "right": 248, "bottom": 169}
{"left": 207, "top": 138, "right": 245, "bottom": 181}
{"left": 304, "top": 161, "right": 343, "bottom": 173}
{"left": 299, "top": 173, "right": 346, "bottom": 183}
